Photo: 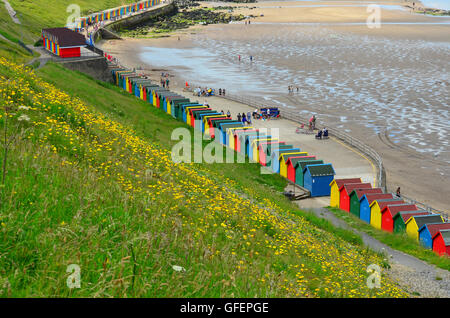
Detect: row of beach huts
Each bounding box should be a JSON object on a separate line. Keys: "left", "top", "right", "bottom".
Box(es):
{"left": 108, "top": 68, "right": 449, "bottom": 258}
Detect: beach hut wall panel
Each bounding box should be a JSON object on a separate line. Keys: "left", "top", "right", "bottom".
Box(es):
{"left": 380, "top": 203, "right": 418, "bottom": 232}
{"left": 405, "top": 214, "right": 444, "bottom": 241}
{"left": 294, "top": 160, "right": 324, "bottom": 187}
{"left": 349, "top": 188, "right": 384, "bottom": 218}
{"left": 329, "top": 178, "right": 363, "bottom": 208}
{"left": 369, "top": 199, "right": 405, "bottom": 229}
{"left": 393, "top": 211, "right": 430, "bottom": 233}
{"left": 259, "top": 142, "right": 287, "bottom": 166}
{"left": 432, "top": 230, "right": 450, "bottom": 256}
{"left": 279, "top": 153, "right": 308, "bottom": 178}
{"left": 303, "top": 164, "right": 336, "bottom": 197}
{"left": 339, "top": 183, "right": 372, "bottom": 212}
{"left": 270, "top": 149, "right": 301, "bottom": 173}
{"left": 359, "top": 193, "right": 394, "bottom": 223}
{"left": 246, "top": 135, "right": 269, "bottom": 158}
{"left": 419, "top": 223, "right": 450, "bottom": 249}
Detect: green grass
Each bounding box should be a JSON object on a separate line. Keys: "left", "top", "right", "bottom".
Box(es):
{"left": 0, "top": 59, "right": 409, "bottom": 297}
{"left": 328, "top": 207, "right": 450, "bottom": 271}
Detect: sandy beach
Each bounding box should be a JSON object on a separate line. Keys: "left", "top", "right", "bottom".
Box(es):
{"left": 98, "top": 0, "right": 450, "bottom": 212}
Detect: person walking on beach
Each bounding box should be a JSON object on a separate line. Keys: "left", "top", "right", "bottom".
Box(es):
{"left": 223, "top": 88, "right": 226, "bottom": 96}
{"left": 396, "top": 187, "right": 401, "bottom": 198}
{"left": 165, "top": 78, "right": 170, "bottom": 89}
{"left": 242, "top": 113, "right": 247, "bottom": 124}
{"left": 227, "top": 110, "right": 231, "bottom": 118}
{"left": 250, "top": 56, "right": 253, "bottom": 63}
{"left": 238, "top": 55, "right": 241, "bottom": 62}
{"left": 219, "top": 88, "right": 222, "bottom": 96}
{"left": 237, "top": 113, "right": 242, "bottom": 122}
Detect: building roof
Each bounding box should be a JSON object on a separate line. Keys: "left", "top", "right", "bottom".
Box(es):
{"left": 395, "top": 211, "right": 429, "bottom": 223}
{"left": 381, "top": 203, "right": 418, "bottom": 218}
{"left": 350, "top": 188, "right": 383, "bottom": 200}
{"left": 371, "top": 199, "right": 405, "bottom": 210}
{"left": 340, "top": 183, "right": 372, "bottom": 193}
{"left": 304, "top": 164, "right": 335, "bottom": 177}
{"left": 360, "top": 193, "right": 393, "bottom": 204}
{"left": 406, "top": 214, "right": 443, "bottom": 228}
{"left": 294, "top": 160, "right": 324, "bottom": 171}
{"left": 280, "top": 152, "right": 307, "bottom": 162}
{"left": 42, "top": 28, "right": 86, "bottom": 47}
{"left": 419, "top": 223, "right": 450, "bottom": 238}
{"left": 330, "top": 178, "right": 362, "bottom": 188}
{"left": 288, "top": 156, "right": 316, "bottom": 167}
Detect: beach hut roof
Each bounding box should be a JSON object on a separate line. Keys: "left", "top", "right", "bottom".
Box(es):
{"left": 42, "top": 27, "right": 86, "bottom": 47}
{"left": 304, "top": 164, "right": 335, "bottom": 177}
{"left": 405, "top": 214, "right": 443, "bottom": 228}
{"left": 381, "top": 203, "right": 417, "bottom": 217}
{"left": 360, "top": 193, "right": 393, "bottom": 204}
{"left": 340, "top": 183, "right": 372, "bottom": 193}
{"left": 395, "top": 210, "right": 429, "bottom": 223}
{"left": 288, "top": 156, "right": 316, "bottom": 166}
{"left": 350, "top": 188, "right": 383, "bottom": 200}
{"left": 432, "top": 229, "right": 450, "bottom": 245}
{"left": 294, "top": 160, "right": 323, "bottom": 171}
{"left": 370, "top": 198, "right": 404, "bottom": 209}
{"left": 419, "top": 223, "right": 450, "bottom": 238}
{"left": 329, "top": 178, "right": 362, "bottom": 188}
{"left": 280, "top": 152, "right": 306, "bottom": 162}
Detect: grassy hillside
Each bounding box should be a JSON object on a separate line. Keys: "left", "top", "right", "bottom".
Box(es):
{"left": 0, "top": 58, "right": 408, "bottom": 297}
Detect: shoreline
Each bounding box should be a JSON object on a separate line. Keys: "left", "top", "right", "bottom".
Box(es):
{"left": 97, "top": 1, "right": 450, "bottom": 212}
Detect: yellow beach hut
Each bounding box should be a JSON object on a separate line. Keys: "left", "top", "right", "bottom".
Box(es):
{"left": 405, "top": 214, "right": 444, "bottom": 240}
{"left": 369, "top": 198, "right": 404, "bottom": 229}
{"left": 329, "top": 178, "right": 362, "bottom": 208}
{"left": 279, "top": 152, "right": 307, "bottom": 178}
{"left": 228, "top": 127, "right": 253, "bottom": 150}
{"left": 251, "top": 137, "right": 277, "bottom": 163}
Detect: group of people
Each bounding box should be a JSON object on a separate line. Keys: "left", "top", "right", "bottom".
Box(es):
{"left": 315, "top": 127, "right": 328, "bottom": 139}
{"left": 160, "top": 72, "right": 170, "bottom": 89}
{"left": 253, "top": 108, "right": 272, "bottom": 120}
{"left": 220, "top": 110, "right": 252, "bottom": 125}
{"left": 194, "top": 87, "right": 214, "bottom": 97}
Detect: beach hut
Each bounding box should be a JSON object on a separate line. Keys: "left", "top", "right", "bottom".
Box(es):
{"left": 419, "top": 223, "right": 450, "bottom": 249}
{"left": 176, "top": 102, "right": 199, "bottom": 121}
{"left": 190, "top": 109, "right": 214, "bottom": 127}
{"left": 380, "top": 203, "right": 418, "bottom": 232}
{"left": 405, "top": 214, "right": 444, "bottom": 241}
{"left": 203, "top": 115, "right": 226, "bottom": 133}
{"left": 292, "top": 159, "right": 323, "bottom": 186}
{"left": 303, "top": 164, "right": 336, "bottom": 197}
{"left": 210, "top": 119, "right": 235, "bottom": 138}
{"left": 198, "top": 112, "right": 221, "bottom": 133}
{"left": 286, "top": 156, "right": 316, "bottom": 183}
{"left": 167, "top": 97, "right": 189, "bottom": 117}
{"left": 250, "top": 137, "right": 278, "bottom": 162}
{"left": 329, "top": 178, "right": 362, "bottom": 208}
{"left": 359, "top": 193, "right": 393, "bottom": 224}
{"left": 270, "top": 148, "right": 301, "bottom": 174}
{"left": 258, "top": 141, "right": 286, "bottom": 166}
{"left": 183, "top": 105, "right": 204, "bottom": 123}
{"left": 349, "top": 188, "right": 384, "bottom": 218}
{"left": 206, "top": 116, "right": 230, "bottom": 136}
{"left": 41, "top": 28, "right": 86, "bottom": 58}
{"left": 279, "top": 153, "right": 308, "bottom": 178}
{"left": 339, "top": 183, "right": 372, "bottom": 212}
{"left": 227, "top": 127, "right": 253, "bottom": 149}
{"left": 236, "top": 130, "right": 259, "bottom": 153}
{"left": 186, "top": 106, "right": 208, "bottom": 125}
{"left": 369, "top": 198, "right": 405, "bottom": 229}
{"left": 265, "top": 144, "right": 293, "bottom": 168}
{"left": 219, "top": 123, "right": 244, "bottom": 145}
{"left": 432, "top": 229, "right": 450, "bottom": 256}
{"left": 393, "top": 210, "right": 430, "bottom": 233}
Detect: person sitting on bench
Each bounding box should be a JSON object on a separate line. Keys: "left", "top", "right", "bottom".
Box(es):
{"left": 315, "top": 129, "right": 323, "bottom": 139}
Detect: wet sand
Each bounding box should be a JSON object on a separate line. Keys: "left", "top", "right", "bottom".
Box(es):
{"left": 98, "top": 1, "right": 450, "bottom": 212}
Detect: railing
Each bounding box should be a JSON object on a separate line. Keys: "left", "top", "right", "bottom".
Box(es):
{"left": 184, "top": 85, "right": 449, "bottom": 217}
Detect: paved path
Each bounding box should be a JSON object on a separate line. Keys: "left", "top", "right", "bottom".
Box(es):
{"left": 2, "top": 0, "right": 20, "bottom": 24}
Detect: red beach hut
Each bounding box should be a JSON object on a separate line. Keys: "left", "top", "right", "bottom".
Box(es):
{"left": 432, "top": 229, "right": 450, "bottom": 256}
{"left": 380, "top": 203, "right": 418, "bottom": 232}
{"left": 286, "top": 156, "right": 316, "bottom": 183}
{"left": 339, "top": 183, "right": 372, "bottom": 212}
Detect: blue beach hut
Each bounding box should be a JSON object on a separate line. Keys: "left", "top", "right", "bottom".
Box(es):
{"left": 303, "top": 164, "right": 336, "bottom": 197}
{"left": 419, "top": 223, "right": 450, "bottom": 249}
{"left": 270, "top": 148, "right": 301, "bottom": 174}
